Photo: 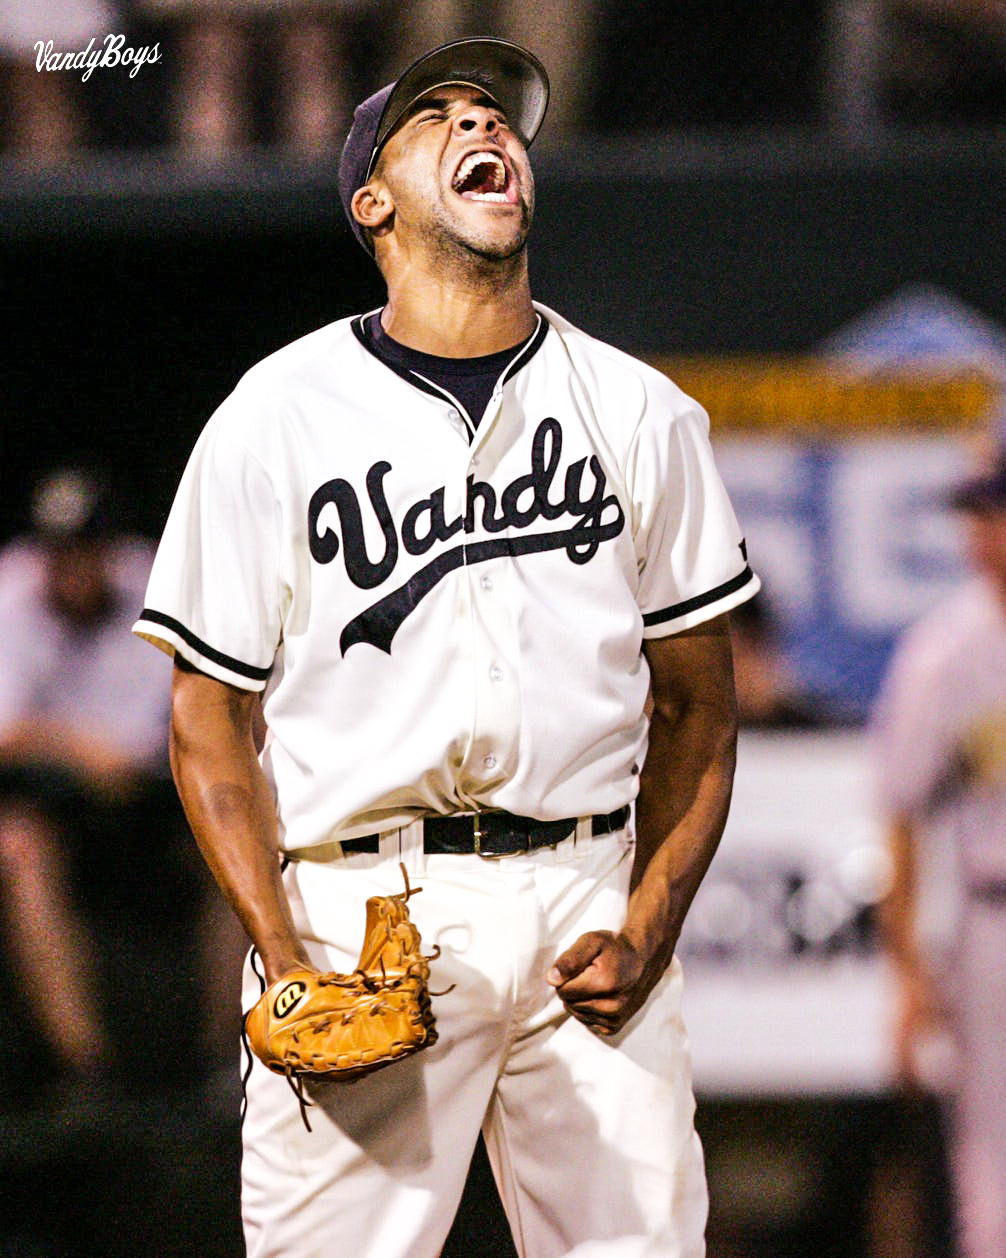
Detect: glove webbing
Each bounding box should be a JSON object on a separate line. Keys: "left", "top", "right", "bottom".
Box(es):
{"left": 278, "top": 864, "right": 433, "bottom": 1133}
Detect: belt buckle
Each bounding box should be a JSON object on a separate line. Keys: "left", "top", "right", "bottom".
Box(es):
{"left": 473, "top": 809, "right": 525, "bottom": 860}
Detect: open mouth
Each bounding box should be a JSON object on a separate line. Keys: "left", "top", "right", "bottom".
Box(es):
{"left": 451, "top": 150, "right": 514, "bottom": 203}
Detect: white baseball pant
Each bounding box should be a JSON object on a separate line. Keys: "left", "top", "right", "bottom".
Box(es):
{"left": 241, "top": 820, "right": 708, "bottom": 1258}
{"left": 947, "top": 899, "right": 1006, "bottom": 1258}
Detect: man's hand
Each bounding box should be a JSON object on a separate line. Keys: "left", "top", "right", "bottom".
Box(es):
{"left": 545, "top": 616, "right": 739, "bottom": 1039}
{"left": 547, "top": 931, "right": 660, "bottom": 1036}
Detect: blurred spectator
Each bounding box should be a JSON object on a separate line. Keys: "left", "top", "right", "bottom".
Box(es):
{"left": 0, "top": 467, "right": 219, "bottom": 1098}
{"left": 6, "top": 2, "right": 1006, "bottom": 159}
{"left": 0, "top": 0, "right": 117, "bottom": 158}
{"left": 140, "top": 0, "right": 376, "bottom": 156}
{"left": 144, "top": 0, "right": 597, "bottom": 157}
{"left": 873, "top": 441, "right": 1006, "bottom": 1258}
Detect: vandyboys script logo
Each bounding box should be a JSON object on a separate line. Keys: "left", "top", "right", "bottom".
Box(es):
{"left": 34, "top": 34, "right": 162, "bottom": 81}
{"left": 309, "top": 418, "right": 626, "bottom": 655}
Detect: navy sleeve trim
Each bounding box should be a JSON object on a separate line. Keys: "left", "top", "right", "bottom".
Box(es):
{"left": 138, "top": 608, "right": 272, "bottom": 681}
{"left": 642, "top": 566, "right": 756, "bottom": 628}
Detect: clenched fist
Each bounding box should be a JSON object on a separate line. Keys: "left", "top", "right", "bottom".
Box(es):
{"left": 547, "top": 930, "right": 665, "bottom": 1036}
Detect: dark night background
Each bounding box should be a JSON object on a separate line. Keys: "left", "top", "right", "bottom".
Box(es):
{"left": 7, "top": 137, "right": 1006, "bottom": 544}
{"left": 2, "top": 2, "right": 1005, "bottom": 1254}
{"left": 5, "top": 0, "right": 1006, "bottom": 542}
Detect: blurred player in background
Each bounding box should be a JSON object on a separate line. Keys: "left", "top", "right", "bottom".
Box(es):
{"left": 874, "top": 441, "right": 1006, "bottom": 1258}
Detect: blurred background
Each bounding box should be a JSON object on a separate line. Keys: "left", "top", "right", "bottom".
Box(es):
{"left": 3, "top": 1, "right": 1006, "bottom": 1255}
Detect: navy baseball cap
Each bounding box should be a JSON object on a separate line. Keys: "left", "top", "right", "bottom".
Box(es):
{"left": 949, "top": 446, "right": 1006, "bottom": 511}
{"left": 338, "top": 37, "right": 549, "bottom": 253}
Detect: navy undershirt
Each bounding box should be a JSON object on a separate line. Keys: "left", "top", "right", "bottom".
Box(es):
{"left": 361, "top": 310, "right": 534, "bottom": 428}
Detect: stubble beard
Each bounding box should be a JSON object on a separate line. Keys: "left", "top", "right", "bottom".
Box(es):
{"left": 430, "top": 179, "right": 535, "bottom": 273}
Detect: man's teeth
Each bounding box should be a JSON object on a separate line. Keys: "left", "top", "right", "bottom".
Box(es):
{"left": 454, "top": 151, "right": 504, "bottom": 185}
{"left": 452, "top": 151, "right": 508, "bottom": 199}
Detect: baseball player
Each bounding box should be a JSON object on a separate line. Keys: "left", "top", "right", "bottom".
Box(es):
{"left": 134, "top": 38, "right": 759, "bottom": 1258}
{"left": 874, "top": 445, "right": 1006, "bottom": 1258}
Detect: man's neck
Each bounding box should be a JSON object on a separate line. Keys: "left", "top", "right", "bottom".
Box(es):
{"left": 379, "top": 252, "right": 536, "bottom": 358}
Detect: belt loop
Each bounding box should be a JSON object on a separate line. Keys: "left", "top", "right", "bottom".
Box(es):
{"left": 396, "top": 819, "right": 426, "bottom": 878}
{"left": 553, "top": 816, "right": 590, "bottom": 863}
{"left": 378, "top": 827, "right": 398, "bottom": 866}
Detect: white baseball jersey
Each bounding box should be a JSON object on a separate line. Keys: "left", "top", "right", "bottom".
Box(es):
{"left": 134, "top": 302, "right": 758, "bottom": 852}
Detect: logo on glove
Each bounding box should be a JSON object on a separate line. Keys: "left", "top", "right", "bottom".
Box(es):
{"left": 273, "top": 979, "right": 308, "bottom": 1019}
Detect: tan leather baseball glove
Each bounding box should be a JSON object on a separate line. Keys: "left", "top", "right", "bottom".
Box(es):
{"left": 244, "top": 864, "right": 439, "bottom": 1129}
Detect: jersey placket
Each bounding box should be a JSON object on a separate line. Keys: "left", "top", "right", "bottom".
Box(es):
{"left": 455, "top": 386, "right": 523, "bottom": 806}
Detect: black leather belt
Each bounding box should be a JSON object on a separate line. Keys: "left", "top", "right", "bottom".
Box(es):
{"left": 339, "top": 805, "right": 630, "bottom": 860}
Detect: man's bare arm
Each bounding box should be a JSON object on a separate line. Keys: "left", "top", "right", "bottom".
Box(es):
{"left": 547, "top": 613, "right": 738, "bottom": 1034}
{"left": 169, "top": 657, "right": 311, "bottom": 985}
{"left": 877, "top": 812, "right": 946, "bottom": 1087}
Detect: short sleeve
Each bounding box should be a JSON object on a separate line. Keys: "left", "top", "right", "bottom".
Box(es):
{"left": 629, "top": 399, "right": 759, "bottom": 635}
{"left": 133, "top": 394, "right": 283, "bottom": 691}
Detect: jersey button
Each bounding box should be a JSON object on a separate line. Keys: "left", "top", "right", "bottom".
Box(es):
{"left": 489, "top": 664, "right": 503, "bottom": 682}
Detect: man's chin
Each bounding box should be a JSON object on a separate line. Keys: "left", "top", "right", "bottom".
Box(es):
{"left": 465, "top": 235, "right": 529, "bottom": 263}
{"left": 455, "top": 219, "right": 532, "bottom": 263}
{"left": 434, "top": 200, "right": 532, "bottom": 264}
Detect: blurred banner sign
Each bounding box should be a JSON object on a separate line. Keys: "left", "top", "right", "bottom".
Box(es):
{"left": 648, "top": 355, "right": 997, "bottom": 432}
{"left": 647, "top": 286, "right": 1006, "bottom": 715}
{"left": 712, "top": 432, "right": 974, "bottom": 714}
{"left": 680, "top": 728, "right": 898, "bottom": 1096}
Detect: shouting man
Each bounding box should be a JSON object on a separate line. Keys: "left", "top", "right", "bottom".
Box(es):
{"left": 135, "top": 38, "right": 759, "bottom": 1258}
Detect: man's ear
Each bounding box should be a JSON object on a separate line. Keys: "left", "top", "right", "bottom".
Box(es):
{"left": 351, "top": 182, "right": 394, "bottom": 238}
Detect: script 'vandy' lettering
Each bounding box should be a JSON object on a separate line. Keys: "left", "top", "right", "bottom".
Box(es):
{"left": 307, "top": 418, "right": 626, "bottom": 653}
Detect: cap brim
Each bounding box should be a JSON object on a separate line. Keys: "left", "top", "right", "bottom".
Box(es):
{"left": 367, "top": 37, "right": 549, "bottom": 179}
